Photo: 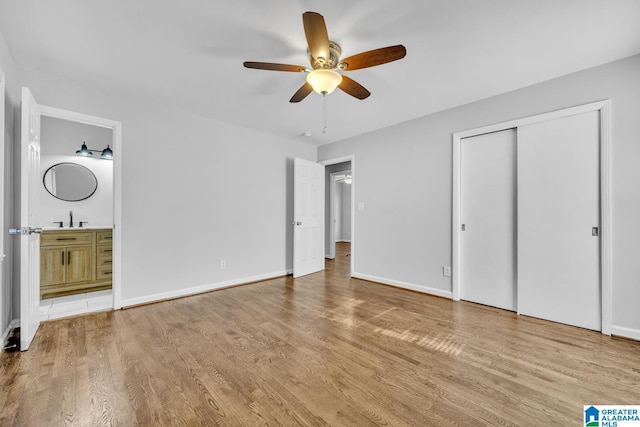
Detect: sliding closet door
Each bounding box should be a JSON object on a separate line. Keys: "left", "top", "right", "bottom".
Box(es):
{"left": 517, "top": 111, "right": 601, "bottom": 331}
{"left": 460, "top": 129, "right": 517, "bottom": 311}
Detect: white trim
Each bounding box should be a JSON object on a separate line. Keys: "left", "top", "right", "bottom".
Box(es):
{"left": 352, "top": 272, "right": 453, "bottom": 299}
{"left": 320, "top": 155, "right": 355, "bottom": 275}
{"left": 336, "top": 239, "right": 351, "bottom": 243}
{"left": 0, "top": 68, "right": 5, "bottom": 336}
{"left": 610, "top": 325, "right": 640, "bottom": 342}
{"left": 38, "top": 105, "right": 123, "bottom": 310}
{"left": 38, "top": 105, "right": 119, "bottom": 129}
{"left": 599, "top": 102, "right": 612, "bottom": 335}
{"left": 452, "top": 100, "right": 612, "bottom": 335}
{"left": 120, "top": 271, "right": 289, "bottom": 308}
{"left": 320, "top": 155, "right": 353, "bottom": 165}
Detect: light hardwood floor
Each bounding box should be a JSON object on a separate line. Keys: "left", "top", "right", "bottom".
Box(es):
{"left": 1, "top": 242, "right": 639, "bottom": 425}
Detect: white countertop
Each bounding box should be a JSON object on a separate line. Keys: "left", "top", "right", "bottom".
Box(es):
{"left": 42, "top": 226, "right": 112, "bottom": 231}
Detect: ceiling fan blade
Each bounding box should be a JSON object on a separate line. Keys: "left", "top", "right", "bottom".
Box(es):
{"left": 338, "top": 75, "right": 371, "bottom": 100}
{"left": 339, "top": 45, "right": 407, "bottom": 71}
{"left": 290, "top": 82, "right": 314, "bottom": 103}
{"left": 303, "top": 12, "right": 330, "bottom": 63}
{"left": 243, "top": 62, "right": 306, "bottom": 72}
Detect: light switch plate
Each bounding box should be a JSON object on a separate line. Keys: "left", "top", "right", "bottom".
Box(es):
{"left": 443, "top": 266, "right": 451, "bottom": 277}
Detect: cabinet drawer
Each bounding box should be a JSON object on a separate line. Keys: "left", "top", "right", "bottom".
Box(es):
{"left": 96, "top": 230, "right": 113, "bottom": 244}
{"left": 41, "top": 231, "right": 93, "bottom": 247}
{"left": 97, "top": 255, "right": 113, "bottom": 267}
{"left": 97, "top": 245, "right": 113, "bottom": 258}
{"left": 96, "top": 268, "right": 113, "bottom": 280}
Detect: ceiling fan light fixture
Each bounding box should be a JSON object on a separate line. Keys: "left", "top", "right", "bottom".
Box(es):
{"left": 306, "top": 69, "right": 342, "bottom": 94}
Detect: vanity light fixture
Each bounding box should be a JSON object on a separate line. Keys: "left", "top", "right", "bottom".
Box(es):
{"left": 75, "top": 141, "right": 113, "bottom": 160}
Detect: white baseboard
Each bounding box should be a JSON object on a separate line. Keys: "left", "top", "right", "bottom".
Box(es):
{"left": 120, "top": 270, "right": 289, "bottom": 308}
{"left": 351, "top": 272, "right": 453, "bottom": 299}
{"left": 336, "top": 239, "right": 351, "bottom": 243}
{"left": 611, "top": 325, "right": 640, "bottom": 341}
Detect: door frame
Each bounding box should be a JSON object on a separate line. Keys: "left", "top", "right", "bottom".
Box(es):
{"left": 0, "top": 67, "right": 5, "bottom": 334}
{"left": 38, "top": 105, "right": 123, "bottom": 309}
{"left": 327, "top": 169, "right": 351, "bottom": 259}
{"left": 452, "top": 100, "right": 611, "bottom": 334}
{"left": 320, "top": 155, "right": 355, "bottom": 275}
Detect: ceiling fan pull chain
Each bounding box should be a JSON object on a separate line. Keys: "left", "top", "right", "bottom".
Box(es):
{"left": 323, "top": 92, "right": 328, "bottom": 134}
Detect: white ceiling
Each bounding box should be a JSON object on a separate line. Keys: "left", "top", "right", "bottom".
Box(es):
{"left": 1, "top": 0, "right": 639, "bottom": 145}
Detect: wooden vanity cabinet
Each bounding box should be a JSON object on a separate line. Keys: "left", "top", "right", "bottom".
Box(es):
{"left": 40, "top": 229, "right": 112, "bottom": 299}
{"left": 95, "top": 230, "right": 113, "bottom": 283}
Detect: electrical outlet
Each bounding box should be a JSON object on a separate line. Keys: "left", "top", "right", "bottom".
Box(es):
{"left": 443, "top": 266, "right": 451, "bottom": 277}
{"left": 221, "top": 260, "right": 227, "bottom": 270}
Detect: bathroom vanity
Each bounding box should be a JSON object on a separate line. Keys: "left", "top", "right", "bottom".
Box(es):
{"left": 40, "top": 228, "right": 112, "bottom": 299}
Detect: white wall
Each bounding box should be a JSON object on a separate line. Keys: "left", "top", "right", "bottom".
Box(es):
{"left": 336, "top": 181, "right": 351, "bottom": 242}
{"left": 318, "top": 54, "right": 640, "bottom": 339}
{"left": 15, "top": 66, "right": 316, "bottom": 308}
{"left": 0, "top": 29, "right": 17, "bottom": 343}
{"left": 40, "top": 116, "right": 113, "bottom": 228}
{"left": 334, "top": 181, "right": 342, "bottom": 240}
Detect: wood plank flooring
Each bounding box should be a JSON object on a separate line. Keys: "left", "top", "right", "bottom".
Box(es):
{"left": 1, "top": 242, "right": 639, "bottom": 425}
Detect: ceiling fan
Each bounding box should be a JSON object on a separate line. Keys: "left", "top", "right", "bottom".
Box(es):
{"left": 243, "top": 11, "right": 407, "bottom": 103}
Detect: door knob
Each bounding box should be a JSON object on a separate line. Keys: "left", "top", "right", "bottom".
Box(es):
{"left": 8, "top": 227, "right": 43, "bottom": 235}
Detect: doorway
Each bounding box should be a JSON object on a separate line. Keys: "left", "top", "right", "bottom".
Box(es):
{"left": 321, "top": 156, "right": 355, "bottom": 276}
{"left": 37, "top": 104, "right": 122, "bottom": 318}
{"left": 328, "top": 170, "right": 352, "bottom": 259}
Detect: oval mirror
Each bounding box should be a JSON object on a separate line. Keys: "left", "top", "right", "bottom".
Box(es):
{"left": 43, "top": 162, "right": 98, "bottom": 202}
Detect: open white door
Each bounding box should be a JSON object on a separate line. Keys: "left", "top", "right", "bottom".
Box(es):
{"left": 293, "top": 158, "right": 324, "bottom": 278}
{"left": 16, "top": 87, "right": 42, "bottom": 350}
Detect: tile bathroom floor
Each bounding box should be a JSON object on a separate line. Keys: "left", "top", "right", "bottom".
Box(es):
{"left": 40, "top": 290, "right": 112, "bottom": 321}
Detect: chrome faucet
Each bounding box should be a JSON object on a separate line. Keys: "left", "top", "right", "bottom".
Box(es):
{"left": 69, "top": 210, "right": 73, "bottom": 228}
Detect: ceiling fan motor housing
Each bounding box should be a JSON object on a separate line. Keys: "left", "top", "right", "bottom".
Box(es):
{"left": 309, "top": 41, "right": 342, "bottom": 70}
